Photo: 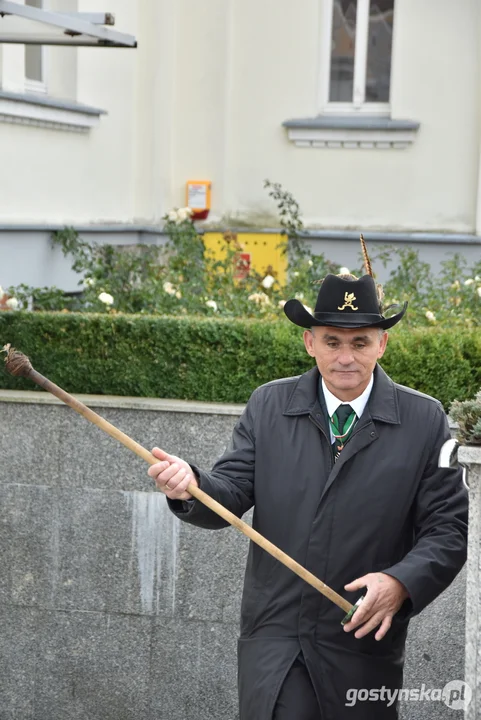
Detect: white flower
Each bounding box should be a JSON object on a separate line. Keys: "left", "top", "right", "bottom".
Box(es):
{"left": 98, "top": 292, "right": 114, "bottom": 305}
{"left": 425, "top": 310, "right": 436, "bottom": 322}
{"left": 174, "top": 207, "right": 193, "bottom": 222}
{"left": 293, "top": 272, "right": 299, "bottom": 277}
{"left": 261, "top": 274, "right": 275, "bottom": 289}
{"left": 450, "top": 280, "right": 460, "bottom": 290}
{"left": 163, "top": 281, "right": 176, "bottom": 296}
{"left": 175, "top": 291, "right": 182, "bottom": 299}
{"left": 206, "top": 300, "right": 218, "bottom": 311}
{"left": 464, "top": 278, "right": 474, "bottom": 286}
{"left": 307, "top": 259, "right": 313, "bottom": 267}
{"left": 248, "top": 292, "right": 270, "bottom": 305}
{"left": 5, "top": 297, "right": 19, "bottom": 310}
{"left": 477, "top": 287, "right": 481, "bottom": 298}
{"left": 168, "top": 210, "right": 178, "bottom": 222}
{"left": 303, "top": 305, "right": 313, "bottom": 314}
{"left": 294, "top": 292, "right": 304, "bottom": 300}
{"left": 84, "top": 277, "right": 95, "bottom": 287}
{"left": 278, "top": 300, "right": 286, "bottom": 308}
{"left": 475, "top": 276, "right": 481, "bottom": 282}
{"left": 0, "top": 285, "right": 4, "bottom": 299}
{"left": 339, "top": 266, "right": 350, "bottom": 275}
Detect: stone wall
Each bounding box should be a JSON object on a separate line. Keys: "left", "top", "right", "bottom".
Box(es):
{"left": 0, "top": 391, "right": 466, "bottom": 720}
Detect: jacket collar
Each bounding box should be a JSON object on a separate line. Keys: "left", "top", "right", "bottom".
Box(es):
{"left": 283, "top": 364, "right": 400, "bottom": 425}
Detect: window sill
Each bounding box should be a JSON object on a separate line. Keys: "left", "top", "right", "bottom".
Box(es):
{"left": 282, "top": 116, "right": 420, "bottom": 149}
{"left": 0, "top": 90, "right": 107, "bottom": 133}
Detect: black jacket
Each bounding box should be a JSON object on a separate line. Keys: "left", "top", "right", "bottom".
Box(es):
{"left": 169, "top": 365, "right": 468, "bottom": 719}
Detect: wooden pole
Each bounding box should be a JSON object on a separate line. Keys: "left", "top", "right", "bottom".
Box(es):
{"left": 2, "top": 345, "right": 354, "bottom": 615}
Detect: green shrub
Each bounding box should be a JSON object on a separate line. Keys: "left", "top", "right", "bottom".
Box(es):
{"left": 381, "top": 330, "right": 481, "bottom": 409}
{"left": 1, "top": 312, "right": 479, "bottom": 409}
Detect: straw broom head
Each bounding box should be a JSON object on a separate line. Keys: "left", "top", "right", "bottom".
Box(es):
{"left": 2, "top": 344, "right": 33, "bottom": 377}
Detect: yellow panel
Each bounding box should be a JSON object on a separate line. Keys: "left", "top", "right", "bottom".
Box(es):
{"left": 203, "top": 231, "right": 287, "bottom": 286}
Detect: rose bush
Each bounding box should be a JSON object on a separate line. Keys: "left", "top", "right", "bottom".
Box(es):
{"left": 2, "top": 185, "right": 481, "bottom": 327}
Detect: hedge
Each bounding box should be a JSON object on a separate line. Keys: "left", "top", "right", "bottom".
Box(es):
{"left": 0, "top": 312, "right": 480, "bottom": 409}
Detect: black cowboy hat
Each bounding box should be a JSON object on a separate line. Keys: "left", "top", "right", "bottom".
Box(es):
{"left": 284, "top": 274, "right": 407, "bottom": 330}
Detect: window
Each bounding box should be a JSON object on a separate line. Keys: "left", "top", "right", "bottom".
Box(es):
{"left": 321, "top": 0, "right": 394, "bottom": 113}
{"left": 24, "top": 0, "right": 46, "bottom": 93}
{"left": 284, "top": 0, "right": 418, "bottom": 148}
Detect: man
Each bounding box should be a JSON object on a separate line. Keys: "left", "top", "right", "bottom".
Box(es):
{"left": 149, "top": 268, "right": 468, "bottom": 719}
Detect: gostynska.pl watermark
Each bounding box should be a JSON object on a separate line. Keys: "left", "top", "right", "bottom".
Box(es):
{"left": 346, "top": 680, "right": 472, "bottom": 711}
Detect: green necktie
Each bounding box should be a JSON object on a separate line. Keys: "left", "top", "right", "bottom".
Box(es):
{"left": 330, "top": 404, "right": 356, "bottom": 458}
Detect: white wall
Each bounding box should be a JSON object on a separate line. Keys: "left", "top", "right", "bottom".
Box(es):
{"left": 0, "top": 0, "right": 479, "bottom": 234}
{"left": 0, "top": 0, "right": 138, "bottom": 224}
{"left": 167, "top": 0, "right": 480, "bottom": 232}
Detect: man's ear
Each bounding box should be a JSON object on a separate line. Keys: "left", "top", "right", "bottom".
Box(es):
{"left": 303, "top": 329, "right": 315, "bottom": 357}
{"left": 377, "top": 331, "right": 389, "bottom": 359}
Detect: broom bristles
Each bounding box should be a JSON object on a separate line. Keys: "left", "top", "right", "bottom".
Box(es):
{"left": 2, "top": 344, "right": 33, "bottom": 378}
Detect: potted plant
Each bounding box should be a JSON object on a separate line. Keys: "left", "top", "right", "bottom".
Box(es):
{"left": 450, "top": 389, "right": 481, "bottom": 446}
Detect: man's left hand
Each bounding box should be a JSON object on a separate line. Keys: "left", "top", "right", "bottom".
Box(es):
{"left": 343, "top": 573, "right": 409, "bottom": 641}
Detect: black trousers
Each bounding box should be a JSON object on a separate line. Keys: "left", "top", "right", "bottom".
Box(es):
{"left": 273, "top": 655, "right": 321, "bottom": 720}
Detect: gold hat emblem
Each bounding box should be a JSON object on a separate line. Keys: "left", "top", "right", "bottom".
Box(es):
{"left": 338, "top": 292, "right": 358, "bottom": 311}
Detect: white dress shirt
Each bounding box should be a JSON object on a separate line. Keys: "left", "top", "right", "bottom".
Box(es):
{"left": 322, "top": 375, "right": 374, "bottom": 443}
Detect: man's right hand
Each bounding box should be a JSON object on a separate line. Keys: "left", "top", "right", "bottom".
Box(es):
{"left": 148, "top": 447, "right": 198, "bottom": 501}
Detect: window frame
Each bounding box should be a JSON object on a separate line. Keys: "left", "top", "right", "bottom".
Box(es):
{"left": 318, "top": 0, "right": 393, "bottom": 116}
{"left": 24, "top": 0, "right": 47, "bottom": 94}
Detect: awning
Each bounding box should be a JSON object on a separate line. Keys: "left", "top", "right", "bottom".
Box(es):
{"left": 0, "top": 1, "right": 136, "bottom": 47}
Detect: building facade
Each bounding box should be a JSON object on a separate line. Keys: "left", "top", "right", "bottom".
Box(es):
{"left": 0, "top": 0, "right": 480, "bottom": 290}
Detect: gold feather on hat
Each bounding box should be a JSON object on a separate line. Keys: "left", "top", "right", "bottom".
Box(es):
{"left": 360, "top": 233, "right": 373, "bottom": 277}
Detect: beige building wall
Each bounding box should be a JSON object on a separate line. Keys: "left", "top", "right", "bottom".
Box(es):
{"left": 0, "top": 0, "right": 479, "bottom": 233}
{"left": 0, "top": 0, "right": 138, "bottom": 224}
{"left": 167, "top": 0, "right": 480, "bottom": 232}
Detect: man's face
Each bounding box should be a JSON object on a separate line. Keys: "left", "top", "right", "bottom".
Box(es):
{"left": 303, "top": 326, "right": 388, "bottom": 401}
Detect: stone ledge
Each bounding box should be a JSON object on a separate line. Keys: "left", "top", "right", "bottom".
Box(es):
{"left": 0, "top": 389, "right": 245, "bottom": 416}
{"left": 0, "top": 90, "right": 106, "bottom": 133}
{"left": 0, "top": 390, "right": 458, "bottom": 424}
{"left": 283, "top": 115, "right": 420, "bottom": 149}
{"left": 459, "top": 445, "right": 481, "bottom": 465}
